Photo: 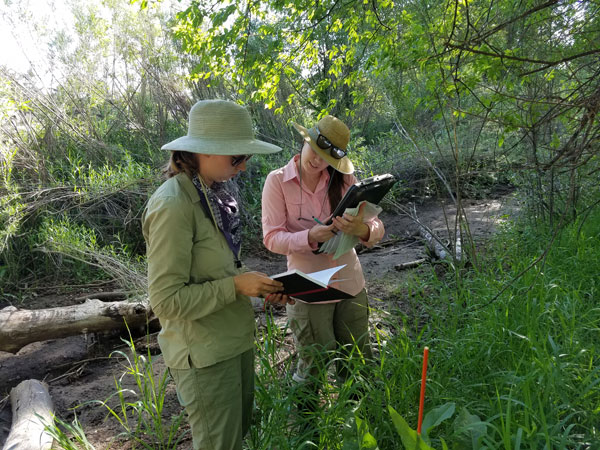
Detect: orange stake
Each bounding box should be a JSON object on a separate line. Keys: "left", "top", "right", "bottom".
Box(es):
{"left": 417, "top": 346, "right": 429, "bottom": 435}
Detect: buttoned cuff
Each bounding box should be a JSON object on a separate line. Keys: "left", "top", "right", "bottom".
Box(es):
{"left": 303, "top": 229, "right": 319, "bottom": 250}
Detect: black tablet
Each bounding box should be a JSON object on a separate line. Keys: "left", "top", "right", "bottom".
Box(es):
{"left": 325, "top": 173, "right": 397, "bottom": 224}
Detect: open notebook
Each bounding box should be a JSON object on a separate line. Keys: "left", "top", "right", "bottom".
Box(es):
{"left": 271, "top": 265, "right": 352, "bottom": 303}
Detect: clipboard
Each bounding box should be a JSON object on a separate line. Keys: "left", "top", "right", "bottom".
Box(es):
{"left": 325, "top": 173, "right": 397, "bottom": 224}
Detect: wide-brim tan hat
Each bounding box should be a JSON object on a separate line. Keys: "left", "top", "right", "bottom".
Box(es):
{"left": 293, "top": 115, "right": 354, "bottom": 174}
{"left": 161, "top": 99, "right": 281, "bottom": 155}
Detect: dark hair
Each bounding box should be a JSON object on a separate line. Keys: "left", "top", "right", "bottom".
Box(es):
{"left": 327, "top": 166, "right": 351, "bottom": 211}
{"left": 164, "top": 151, "right": 199, "bottom": 179}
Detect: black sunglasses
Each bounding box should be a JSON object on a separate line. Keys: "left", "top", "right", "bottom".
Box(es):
{"left": 231, "top": 154, "right": 252, "bottom": 167}
{"left": 315, "top": 127, "right": 347, "bottom": 159}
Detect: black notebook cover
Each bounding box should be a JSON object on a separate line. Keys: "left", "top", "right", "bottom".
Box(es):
{"left": 271, "top": 270, "right": 353, "bottom": 303}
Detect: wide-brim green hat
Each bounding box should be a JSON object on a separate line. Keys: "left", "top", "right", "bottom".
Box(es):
{"left": 161, "top": 99, "right": 281, "bottom": 155}
{"left": 292, "top": 115, "right": 354, "bottom": 174}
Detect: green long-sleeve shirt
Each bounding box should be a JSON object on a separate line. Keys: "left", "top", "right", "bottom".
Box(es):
{"left": 142, "top": 173, "right": 254, "bottom": 369}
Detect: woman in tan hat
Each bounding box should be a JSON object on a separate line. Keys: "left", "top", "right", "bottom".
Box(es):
{"left": 261, "top": 115, "right": 385, "bottom": 419}
{"left": 142, "top": 99, "right": 291, "bottom": 450}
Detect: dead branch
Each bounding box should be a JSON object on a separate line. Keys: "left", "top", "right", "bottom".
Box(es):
{"left": 395, "top": 258, "right": 428, "bottom": 271}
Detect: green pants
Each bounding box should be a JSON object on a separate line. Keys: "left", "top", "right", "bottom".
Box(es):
{"left": 286, "top": 289, "right": 372, "bottom": 383}
{"left": 170, "top": 349, "right": 254, "bottom": 450}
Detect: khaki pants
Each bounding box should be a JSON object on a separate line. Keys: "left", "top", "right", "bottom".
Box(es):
{"left": 286, "top": 289, "right": 372, "bottom": 383}
{"left": 170, "top": 349, "right": 254, "bottom": 450}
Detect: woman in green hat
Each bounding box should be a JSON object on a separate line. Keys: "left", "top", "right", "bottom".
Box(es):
{"left": 261, "top": 115, "right": 385, "bottom": 416}
{"left": 142, "top": 99, "right": 291, "bottom": 450}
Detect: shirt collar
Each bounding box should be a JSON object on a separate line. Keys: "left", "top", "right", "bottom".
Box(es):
{"left": 282, "top": 155, "right": 299, "bottom": 183}
{"left": 175, "top": 172, "right": 201, "bottom": 203}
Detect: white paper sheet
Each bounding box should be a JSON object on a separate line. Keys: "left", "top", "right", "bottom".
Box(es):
{"left": 305, "top": 264, "right": 347, "bottom": 285}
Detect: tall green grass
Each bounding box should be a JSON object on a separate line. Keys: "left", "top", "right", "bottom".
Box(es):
{"left": 252, "top": 210, "right": 600, "bottom": 449}
{"left": 0, "top": 153, "right": 155, "bottom": 292}
{"left": 381, "top": 210, "right": 599, "bottom": 448}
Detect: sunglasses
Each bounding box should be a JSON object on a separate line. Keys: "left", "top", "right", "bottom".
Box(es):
{"left": 315, "top": 127, "right": 347, "bottom": 159}
{"left": 231, "top": 154, "right": 252, "bottom": 167}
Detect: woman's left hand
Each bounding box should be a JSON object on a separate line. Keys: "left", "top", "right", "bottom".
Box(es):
{"left": 265, "top": 293, "right": 295, "bottom": 305}
{"left": 331, "top": 202, "right": 370, "bottom": 240}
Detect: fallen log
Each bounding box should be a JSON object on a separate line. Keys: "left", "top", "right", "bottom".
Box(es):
{"left": 2, "top": 379, "right": 54, "bottom": 450}
{"left": 418, "top": 226, "right": 450, "bottom": 260}
{"left": 0, "top": 299, "right": 155, "bottom": 354}
{"left": 418, "top": 226, "right": 462, "bottom": 261}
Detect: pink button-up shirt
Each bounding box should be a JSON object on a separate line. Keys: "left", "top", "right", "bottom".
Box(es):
{"left": 262, "top": 155, "right": 385, "bottom": 297}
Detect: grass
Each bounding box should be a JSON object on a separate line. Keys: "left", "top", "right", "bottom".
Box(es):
{"left": 249, "top": 207, "right": 600, "bottom": 449}
{"left": 374, "top": 211, "right": 600, "bottom": 448}
{"left": 96, "top": 333, "right": 187, "bottom": 450}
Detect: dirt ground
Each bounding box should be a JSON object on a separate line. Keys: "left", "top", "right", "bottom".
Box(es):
{"left": 0, "top": 196, "right": 515, "bottom": 449}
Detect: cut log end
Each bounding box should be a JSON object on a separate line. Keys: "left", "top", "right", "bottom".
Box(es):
{"left": 3, "top": 379, "right": 54, "bottom": 450}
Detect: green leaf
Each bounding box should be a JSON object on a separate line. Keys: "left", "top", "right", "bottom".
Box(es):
{"left": 355, "top": 415, "right": 379, "bottom": 449}
{"left": 421, "top": 402, "right": 456, "bottom": 442}
{"left": 388, "top": 406, "right": 435, "bottom": 450}
{"left": 452, "top": 407, "right": 487, "bottom": 449}
{"left": 211, "top": 4, "right": 236, "bottom": 28}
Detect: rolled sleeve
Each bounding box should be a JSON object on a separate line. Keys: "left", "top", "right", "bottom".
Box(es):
{"left": 359, "top": 217, "right": 385, "bottom": 247}
{"left": 143, "top": 195, "right": 238, "bottom": 321}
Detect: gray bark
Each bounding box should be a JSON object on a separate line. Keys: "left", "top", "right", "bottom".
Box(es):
{"left": 2, "top": 380, "right": 54, "bottom": 450}
{"left": 0, "top": 299, "right": 154, "bottom": 354}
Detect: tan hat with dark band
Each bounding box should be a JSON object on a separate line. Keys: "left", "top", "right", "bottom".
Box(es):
{"left": 293, "top": 115, "right": 354, "bottom": 174}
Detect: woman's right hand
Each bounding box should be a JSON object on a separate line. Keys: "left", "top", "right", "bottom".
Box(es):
{"left": 308, "top": 224, "right": 337, "bottom": 244}
{"left": 233, "top": 271, "right": 284, "bottom": 298}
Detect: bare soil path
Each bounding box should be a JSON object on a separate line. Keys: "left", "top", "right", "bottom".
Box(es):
{"left": 0, "top": 196, "right": 515, "bottom": 449}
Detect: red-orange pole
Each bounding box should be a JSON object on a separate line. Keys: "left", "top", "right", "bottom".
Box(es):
{"left": 417, "top": 346, "right": 429, "bottom": 435}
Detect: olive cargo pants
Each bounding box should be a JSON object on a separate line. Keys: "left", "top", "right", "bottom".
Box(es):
{"left": 170, "top": 349, "right": 254, "bottom": 450}
{"left": 286, "top": 289, "right": 372, "bottom": 383}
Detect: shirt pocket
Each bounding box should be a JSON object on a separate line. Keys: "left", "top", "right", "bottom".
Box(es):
{"left": 287, "top": 194, "right": 324, "bottom": 225}
{"left": 286, "top": 198, "right": 305, "bottom": 223}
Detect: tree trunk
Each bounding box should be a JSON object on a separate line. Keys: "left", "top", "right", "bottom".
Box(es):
{"left": 2, "top": 379, "right": 54, "bottom": 450}
{"left": 0, "top": 299, "right": 155, "bottom": 354}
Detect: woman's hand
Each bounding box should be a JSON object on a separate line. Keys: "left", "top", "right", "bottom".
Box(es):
{"left": 234, "top": 271, "right": 284, "bottom": 298}
{"left": 331, "top": 202, "right": 370, "bottom": 240}
{"left": 265, "top": 292, "right": 295, "bottom": 306}
{"left": 308, "top": 223, "right": 337, "bottom": 244}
